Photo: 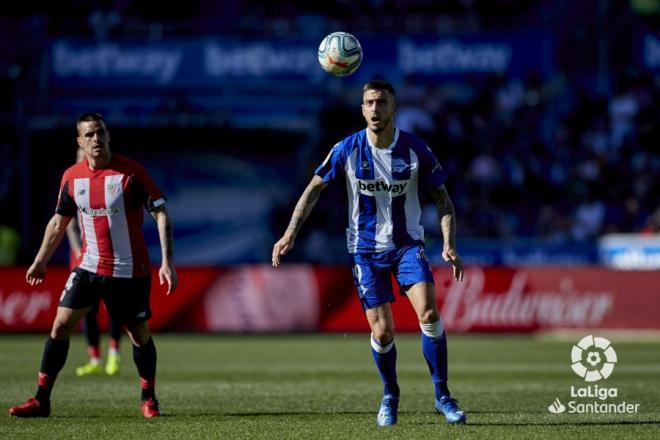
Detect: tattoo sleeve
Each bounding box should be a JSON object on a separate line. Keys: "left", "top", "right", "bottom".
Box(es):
{"left": 429, "top": 185, "right": 457, "bottom": 248}
{"left": 152, "top": 206, "right": 174, "bottom": 261}
{"left": 286, "top": 176, "right": 327, "bottom": 237}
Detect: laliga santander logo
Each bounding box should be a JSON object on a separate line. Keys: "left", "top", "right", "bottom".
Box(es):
{"left": 571, "top": 335, "right": 617, "bottom": 382}
{"left": 548, "top": 335, "right": 639, "bottom": 415}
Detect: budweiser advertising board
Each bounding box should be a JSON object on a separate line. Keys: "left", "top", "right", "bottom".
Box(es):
{"left": 0, "top": 266, "right": 658, "bottom": 332}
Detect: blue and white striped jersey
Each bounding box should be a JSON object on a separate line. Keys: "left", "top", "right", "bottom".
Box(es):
{"left": 315, "top": 128, "right": 447, "bottom": 253}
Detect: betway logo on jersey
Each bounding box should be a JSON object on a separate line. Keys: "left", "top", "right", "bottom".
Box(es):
{"left": 81, "top": 207, "right": 121, "bottom": 216}
{"left": 357, "top": 179, "right": 409, "bottom": 196}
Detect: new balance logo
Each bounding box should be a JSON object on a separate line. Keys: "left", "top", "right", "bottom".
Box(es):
{"left": 357, "top": 179, "right": 408, "bottom": 196}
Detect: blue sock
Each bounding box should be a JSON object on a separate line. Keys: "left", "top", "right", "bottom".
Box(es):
{"left": 420, "top": 321, "right": 450, "bottom": 400}
{"left": 370, "top": 336, "right": 399, "bottom": 399}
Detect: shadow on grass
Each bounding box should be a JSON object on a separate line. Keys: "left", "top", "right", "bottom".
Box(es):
{"left": 466, "top": 420, "right": 660, "bottom": 427}
{"left": 183, "top": 413, "right": 660, "bottom": 428}
{"left": 6, "top": 413, "right": 179, "bottom": 420}
{"left": 14, "top": 411, "right": 660, "bottom": 427}
{"left": 223, "top": 411, "right": 373, "bottom": 417}
{"left": 38, "top": 411, "right": 376, "bottom": 418}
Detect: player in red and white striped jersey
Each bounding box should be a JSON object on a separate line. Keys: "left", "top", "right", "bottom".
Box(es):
{"left": 66, "top": 147, "right": 124, "bottom": 378}
{"left": 9, "top": 113, "right": 177, "bottom": 419}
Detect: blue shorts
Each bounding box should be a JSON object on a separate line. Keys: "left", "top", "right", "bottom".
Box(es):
{"left": 349, "top": 244, "right": 435, "bottom": 311}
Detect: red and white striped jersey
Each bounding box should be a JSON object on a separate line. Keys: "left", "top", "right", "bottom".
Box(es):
{"left": 56, "top": 154, "right": 166, "bottom": 278}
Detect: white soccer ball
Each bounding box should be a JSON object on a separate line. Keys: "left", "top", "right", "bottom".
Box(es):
{"left": 317, "top": 32, "right": 363, "bottom": 77}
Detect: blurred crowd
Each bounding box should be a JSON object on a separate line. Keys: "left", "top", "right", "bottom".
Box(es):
{"left": 417, "top": 70, "right": 659, "bottom": 242}
{"left": 0, "top": 0, "right": 549, "bottom": 38}
{"left": 293, "top": 68, "right": 659, "bottom": 262}
{"left": 0, "top": 1, "right": 658, "bottom": 265}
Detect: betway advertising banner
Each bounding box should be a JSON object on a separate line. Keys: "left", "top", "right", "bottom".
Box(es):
{"left": 1, "top": 266, "right": 658, "bottom": 333}
{"left": 49, "top": 32, "right": 552, "bottom": 90}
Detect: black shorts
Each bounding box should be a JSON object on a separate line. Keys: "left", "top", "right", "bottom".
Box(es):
{"left": 60, "top": 268, "right": 152, "bottom": 325}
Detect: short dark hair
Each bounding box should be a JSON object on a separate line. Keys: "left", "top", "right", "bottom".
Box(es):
{"left": 76, "top": 112, "right": 105, "bottom": 133}
{"left": 363, "top": 79, "right": 395, "bottom": 96}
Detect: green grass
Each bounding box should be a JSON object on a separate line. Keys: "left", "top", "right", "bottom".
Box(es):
{"left": 1, "top": 334, "right": 659, "bottom": 439}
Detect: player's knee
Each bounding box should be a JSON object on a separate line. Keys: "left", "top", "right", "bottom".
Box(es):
{"left": 51, "top": 320, "right": 75, "bottom": 338}
{"left": 420, "top": 317, "right": 445, "bottom": 339}
{"left": 419, "top": 309, "right": 439, "bottom": 324}
{"left": 371, "top": 328, "right": 394, "bottom": 345}
{"left": 128, "top": 332, "right": 150, "bottom": 347}
{"left": 126, "top": 323, "right": 151, "bottom": 346}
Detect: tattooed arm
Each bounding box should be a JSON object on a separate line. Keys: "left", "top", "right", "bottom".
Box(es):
{"left": 429, "top": 185, "right": 464, "bottom": 281}
{"left": 151, "top": 205, "right": 178, "bottom": 294}
{"left": 272, "top": 175, "right": 328, "bottom": 267}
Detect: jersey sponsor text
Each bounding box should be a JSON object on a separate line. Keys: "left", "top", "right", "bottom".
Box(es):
{"left": 357, "top": 179, "right": 409, "bottom": 196}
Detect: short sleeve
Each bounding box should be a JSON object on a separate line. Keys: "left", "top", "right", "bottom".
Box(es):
{"left": 417, "top": 144, "right": 447, "bottom": 189}
{"left": 314, "top": 142, "right": 346, "bottom": 184}
{"left": 128, "top": 163, "right": 166, "bottom": 212}
{"left": 55, "top": 177, "right": 78, "bottom": 217}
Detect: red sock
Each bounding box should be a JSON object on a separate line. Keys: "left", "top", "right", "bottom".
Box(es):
{"left": 88, "top": 345, "right": 100, "bottom": 362}
{"left": 38, "top": 372, "right": 56, "bottom": 389}
{"left": 140, "top": 377, "right": 156, "bottom": 400}
{"left": 35, "top": 372, "right": 56, "bottom": 402}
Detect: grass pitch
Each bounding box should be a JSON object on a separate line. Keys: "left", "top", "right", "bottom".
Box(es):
{"left": 1, "top": 333, "right": 659, "bottom": 439}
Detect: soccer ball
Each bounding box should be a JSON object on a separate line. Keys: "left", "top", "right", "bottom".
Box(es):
{"left": 317, "top": 32, "right": 362, "bottom": 77}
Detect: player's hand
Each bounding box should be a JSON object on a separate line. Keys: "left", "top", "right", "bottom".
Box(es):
{"left": 442, "top": 247, "right": 464, "bottom": 282}
{"left": 26, "top": 261, "right": 47, "bottom": 286}
{"left": 272, "top": 234, "right": 295, "bottom": 267}
{"left": 159, "top": 264, "right": 178, "bottom": 295}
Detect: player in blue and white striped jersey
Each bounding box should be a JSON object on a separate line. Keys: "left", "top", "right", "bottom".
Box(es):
{"left": 272, "top": 79, "right": 466, "bottom": 426}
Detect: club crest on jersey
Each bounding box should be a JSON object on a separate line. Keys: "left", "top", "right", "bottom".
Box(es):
{"left": 361, "top": 161, "right": 371, "bottom": 170}
{"left": 357, "top": 179, "right": 408, "bottom": 196}
{"left": 106, "top": 183, "right": 121, "bottom": 195}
